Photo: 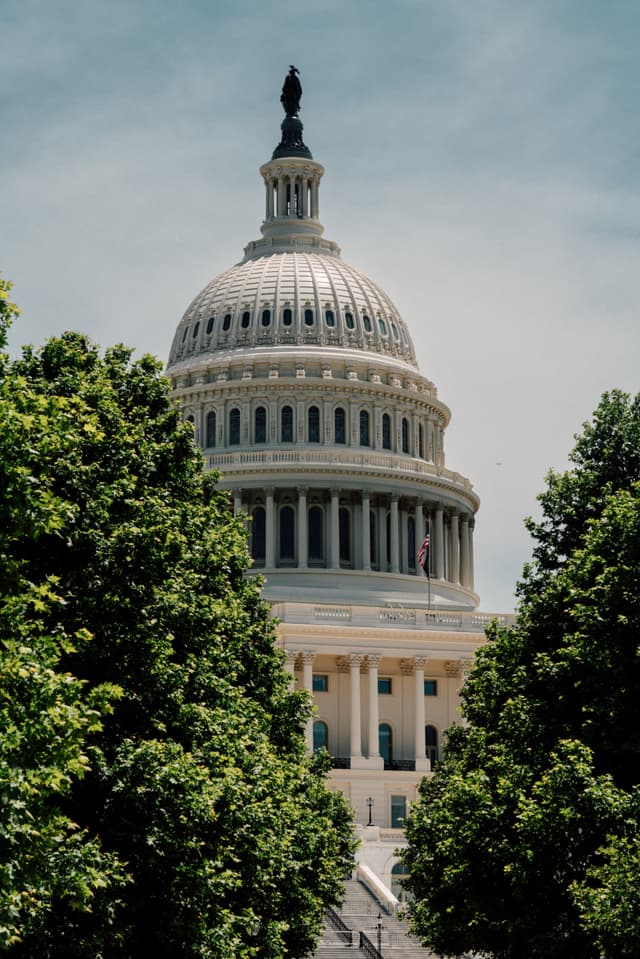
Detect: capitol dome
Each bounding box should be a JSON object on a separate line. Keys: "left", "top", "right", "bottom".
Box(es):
{"left": 167, "top": 71, "right": 479, "bottom": 611}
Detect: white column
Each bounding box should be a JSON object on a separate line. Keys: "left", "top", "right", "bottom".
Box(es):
{"left": 414, "top": 658, "right": 429, "bottom": 772}
{"left": 298, "top": 487, "right": 308, "bottom": 569}
{"left": 330, "top": 489, "right": 340, "bottom": 569}
{"left": 469, "top": 520, "right": 475, "bottom": 591}
{"left": 300, "top": 175, "right": 307, "bottom": 216}
{"left": 311, "top": 177, "right": 319, "bottom": 218}
{"left": 378, "top": 503, "right": 388, "bottom": 570}
{"left": 367, "top": 656, "right": 382, "bottom": 766}
{"left": 434, "top": 505, "right": 444, "bottom": 580}
{"left": 302, "top": 652, "right": 315, "bottom": 753}
{"left": 450, "top": 512, "right": 460, "bottom": 584}
{"left": 361, "top": 490, "right": 371, "bottom": 571}
{"left": 266, "top": 488, "right": 276, "bottom": 568}
{"left": 460, "top": 514, "right": 470, "bottom": 587}
{"left": 416, "top": 501, "right": 424, "bottom": 573}
{"left": 390, "top": 495, "right": 400, "bottom": 573}
{"left": 400, "top": 507, "right": 408, "bottom": 574}
{"left": 276, "top": 176, "right": 285, "bottom": 216}
{"left": 349, "top": 654, "right": 363, "bottom": 759}
{"left": 233, "top": 490, "right": 242, "bottom": 516}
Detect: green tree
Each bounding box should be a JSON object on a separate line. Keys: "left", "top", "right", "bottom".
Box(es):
{"left": 0, "top": 308, "right": 354, "bottom": 957}
{"left": 404, "top": 393, "right": 640, "bottom": 959}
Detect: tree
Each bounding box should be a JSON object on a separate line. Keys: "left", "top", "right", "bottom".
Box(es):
{"left": 0, "top": 307, "right": 354, "bottom": 957}
{"left": 404, "top": 393, "right": 640, "bottom": 959}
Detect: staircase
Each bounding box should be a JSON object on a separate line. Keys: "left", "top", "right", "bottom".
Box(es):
{"left": 313, "top": 878, "right": 443, "bottom": 959}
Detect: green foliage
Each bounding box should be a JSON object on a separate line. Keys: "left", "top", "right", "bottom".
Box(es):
{"left": 404, "top": 393, "right": 640, "bottom": 959}
{"left": 0, "top": 316, "right": 354, "bottom": 956}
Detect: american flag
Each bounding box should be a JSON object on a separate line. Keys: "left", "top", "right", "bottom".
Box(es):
{"left": 417, "top": 530, "right": 430, "bottom": 570}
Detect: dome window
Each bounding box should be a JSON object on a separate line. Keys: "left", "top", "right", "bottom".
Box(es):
{"left": 206, "top": 316, "right": 215, "bottom": 334}
{"left": 304, "top": 308, "right": 314, "bottom": 326}
{"left": 206, "top": 411, "right": 216, "bottom": 448}
{"left": 334, "top": 407, "right": 346, "bottom": 445}
{"left": 345, "top": 312, "right": 355, "bottom": 330}
{"left": 223, "top": 313, "right": 232, "bottom": 331}
{"left": 251, "top": 507, "right": 266, "bottom": 563}
{"left": 325, "top": 309, "right": 335, "bottom": 327}
{"left": 382, "top": 413, "right": 391, "bottom": 450}
{"left": 229, "top": 408, "right": 240, "bottom": 446}
{"left": 308, "top": 406, "right": 320, "bottom": 443}
{"left": 255, "top": 406, "right": 267, "bottom": 443}
{"left": 363, "top": 314, "right": 372, "bottom": 333}
{"left": 402, "top": 417, "right": 410, "bottom": 454}
{"left": 279, "top": 506, "right": 295, "bottom": 563}
{"left": 283, "top": 308, "right": 293, "bottom": 326}
{"left": 192, "top": 321, "right": 200, "bottom": 339}
{"left": 378, "top": 317, "right": 388, "bottom": 336}
{"left": 241, "top": 311, "right": 251, "bottom": 329}
{"left": 360, "top": 410, "right": 370, "bottom": 447}
{"left": 261, "top": 309, "right": 271, "bottom": 327}
{"left": 281, "top": 405, "right": 293, "bottom": 442}
{"left": 182, "top": 326, "right": 189, "bottom": 342}
{"left": 391, "top": 322, "right": 399, "bottom": 340}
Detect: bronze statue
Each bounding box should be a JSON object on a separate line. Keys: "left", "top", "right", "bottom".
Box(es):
{"left": 281, "top": 65, "right": 302, "bottom": 116}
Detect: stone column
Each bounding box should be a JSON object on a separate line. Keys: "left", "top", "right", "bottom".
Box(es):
{"left": 367, "top": 655, "right": 381, "bottom": 760}
{"left": 400, "top": 506, "right": 408, "bottom": 574}
{"left": 416, "top": 501, "right": 424, "bottom": 572}
{"left": 330, "top": 489, "right": 340, "bottom": 569}
{"left": 277, "top": 176, "right": 285, "bottom": 217}
{"left": 378, "top": 502, "right": 388, "bottom": 570}
{"left": 233, "top": 489, "right": 242, "bottom": 516}
{"left": 434, "top": 505, "right": 444, "bottom": 580}
{"left": 349, "top": 654, "right": 363, "bottom": 760}
{"left": 450, "top": 512, "right": 460, "bottom": 584}
{"left": 298, "top": 487, "right": 308, "bottom": 569}
{"left": 460, "top": 514, "right": 470, "bottom": 587}
{"left": 301, "top": 652, "right": 315, "bottom": 753}
{"left": 469, "top": 520, "right": 475, "bottom": 591}
{"left": 311, "top": 176, "right": 319, "bottom": 218}
{"left": 414, "top": 658, "right": 429, "bottom": 771}
{"left": 390, "top": 495, "right": 400, "bottom": 573}
{"left": 265, "top": 488, "right": 276, "bottom": 568}
{"left": 362, "top": 490, "right": 371, "bottom": 571}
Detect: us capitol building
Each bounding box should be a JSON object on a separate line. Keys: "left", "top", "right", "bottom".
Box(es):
{"left": 166, "top": 68, "right": 512, "bottom": 901}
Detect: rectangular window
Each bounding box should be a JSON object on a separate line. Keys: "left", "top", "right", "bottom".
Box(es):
{"left": 378, "top": 677, "right": 392, "bottom": 695}
{"left": 390, "top": 795, "right": 406, "bottom": 829}
{"left": 312, "top": 674, "right": 328, "bottom": 692}
{"left": 424, "top": 679, "right": 438, "bottom": 696}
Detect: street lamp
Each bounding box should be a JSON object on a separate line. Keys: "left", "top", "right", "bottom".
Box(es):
{"left": 376, "top": 912, "right": 383, "bottom": 955}
{"left": 366, "top": 796, "right": 374, "bottom": 826}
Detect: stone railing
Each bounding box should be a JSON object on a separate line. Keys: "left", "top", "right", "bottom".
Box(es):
{"left": 205, "top": 448, "right": 474, "bottom": 492}
{"left": 272, "top": 602, "right": 516, "bottom": 632}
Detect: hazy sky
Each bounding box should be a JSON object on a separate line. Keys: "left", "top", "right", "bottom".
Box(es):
{"left": 2, "top": 0, "right": 639, "bottom": 613}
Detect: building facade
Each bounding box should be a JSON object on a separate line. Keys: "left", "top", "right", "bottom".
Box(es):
{"left": 166, "top": 71, "right": 513, "bottom": 893}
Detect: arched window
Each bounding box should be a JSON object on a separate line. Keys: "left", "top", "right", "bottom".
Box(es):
{"left": 418, "top": 423, "right": 424, "bottom": 458}
{"left": 308, "top": 406, "right": 320, "bottom": 443}
{"left": 382, "top": 413, "right": 391, "bottom": 450}
{"left": 325, "top": 309, "right": 335, "bottom": 327}
{"left": 391, "top": 322, "right": 399, "bottom": 340}
{"left": 192, "top": 321, "right": 200, "bottom": 338}
{"left": 229, "top": 408, "right": 240, "bottom": 446}
{"left": 408, "top": 516, "right": 416, "bottom": 570}
{"left": 425, "top": 725, "right": 439, "bottom": 767}
{"left": 308, "top": 506, "right": 324, "bottom": 563}
{"left": 379, "top": 723, "right": 393, "bottom": 766}
{"left": 241, "top": 310, "right": 251, "bottom": 328}
{"left": 339, "top": 507, "right": 351, "bottom": 565}
{"left": 363, "top": 314, "right": 372, "bottom": 332}
{"left": 359, "top": 410, "right": 370, "bottom": 447}
{"left": 255, "top": 406, "right": 267, "bottom": 443}
{"left": 261, "top": 309, "right": 271, "bottom": 327}
{"left": 402, "top": 417, "right": 409, "bottom": 454}
{"left": 279, "top": 506, "right": 295, "bottom": 563}
{"left": 222, "top": 313, "right": 232, "bottom": 331}
{"left": 378, "top": 316, "right": 388, "bottom": 336}
{"left": 283, "top": 308, "right": 293, "bottom": 326}
{"left": 206, "top": 411, "right": 216, "bottom": 448}
{"left": 391, "top": 861, "right": 410, "bottom": 902}
{"left": 182, "top": 327, "right": 189, "bottom": 343}
{"left": 281, "top": 405, "right": 293, "bottom": 442}
{"left": 334, "top": 407, "right": 346, "bottom": 445}
{"left": 345, "top": 311, "right": 355, "bottom": 329}
{"left": 251, "top": 507, "right": 265, "bottom": 563}
{"left": 206, "top": 315, "right": 215, "bottom": 334}
{"left": 304, "top": 308, "right": 314, "bottom": 326}
{"left": 313, "top": 721, "right": 328, "bottom": 753}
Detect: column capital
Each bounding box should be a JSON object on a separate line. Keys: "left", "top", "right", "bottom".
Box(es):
{"left": 285, "top": 650, "right": 298, "bottom": 667}
{"left": 444, "top": 659, "right": 462, "bottom": 679}
{"left": 365, "top": 654, "right": 381, "bottom": 669}
{"left": 301, "top": 651, "right": 316, "bottom": 666}
{"left": 297, "top": 485, "right": 309, "bottom": 495}
{"left": 336, "top": 656, "right": 351, "bottom": 673}
{"left": 400, "top": 658, "right": 415, "bottom": 676}
{"left": 349, "top": 653, "right": 364, "bottom": 667}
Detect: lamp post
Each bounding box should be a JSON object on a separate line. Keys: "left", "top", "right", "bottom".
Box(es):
{"left": 366, "top": 796, "right": 374, "bottom": 826}
{"left": 376, "top": 912, "right": 383, "bottom": 955}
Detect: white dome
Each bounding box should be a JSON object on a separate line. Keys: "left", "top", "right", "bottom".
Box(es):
{"left": 168, "top": 249, "right": 417, "bottom": 369}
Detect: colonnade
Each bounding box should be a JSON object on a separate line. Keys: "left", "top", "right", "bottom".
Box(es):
{"left": 286, "top": 652, "right": 465, "bottom": 771}
{"left": 234, "top": 486, "right": 475, "bottom": 588}
{"left": 263, "top": 169, "right": 321, "bottom": 220}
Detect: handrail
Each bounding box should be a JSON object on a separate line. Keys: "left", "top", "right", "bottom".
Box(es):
{"left": 326, "top": 907, "right": 353, "bottom": 945}
{"left": 359, "top": 931, "right": 383, "bottom": 959}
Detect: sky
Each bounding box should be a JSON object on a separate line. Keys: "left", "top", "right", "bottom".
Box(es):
{"left": 2, "top": 0, "right": 639, "bottom": 613}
